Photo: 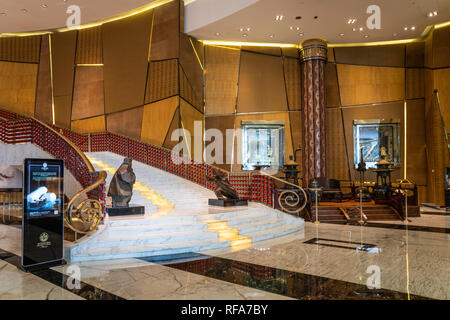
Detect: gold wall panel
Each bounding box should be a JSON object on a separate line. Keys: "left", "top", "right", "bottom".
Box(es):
{"left": 337, "top": 64, "right": 405, "bottom": 106}
{"left": 334, "top": 45, "right": 405, "bottom": 67}
{"left": 233, "top": 112, "right": 293, "bottom": 173}
{"left": 241, "top": 47, "right": 281, "bottom": 56}
{"left": 405, "top": 42, "right": 424, "bottom": 67}
{"left": 325, "top": 63, "right": 340, "bottom": 107}
{"left": 51, "top": 31, "right": 77, "bottom": 128}
{"left": 283, "top": 58, "right": 301, "bottom": 110}
{"left": 424, "top": 32, "right": 433, "bottom": 68}
{"left": 433, "top": 68, "right": 450, "bottom": 131}
{"left": 107, "top": 107, "right": 144, "bottom": 140}
{"left": 180, "top": 65, "right": 202, "bottom": 112}
{"left": 204, "top": 45, "right": 240, "bottom": 116}
{"left": 237, "top": 51, "right": 288, "bottom": 113}
{"left": 0, "top": 35, "right": 40, "bottom": 63}
{"left": 179, "top": 34, "right": 203, "bottom": 111}
{"left": 34, "top": 35, "right": 53, "bottom": 123}
{"left": 76, "top": 26, "right": 103, "bottom": 65}
{"left": 282, "top": 47, "right": 299, "bottom": 59}
{"left": 71, "top": 66, "right": 105, "bottom": 121}
{"left": 0, "top": 61, "right": 37, "bottom": 117}
{"left": 431, "top": 25, "right": 450, "bottom": 68}
{"left": 326, "top": 108, "right": 349, "bottom": 181}
{"left": 150, "top": 0, "right": 180, "bottom": 61}
{"left": 141, "top": 96, "right": 179, "bottom": 146}
{"left": 406, "top": 68, "right": 424, "bottom": 100}
{"left": 327, "top": 48, "right": 335, "bottom": 62}
{"left": 163, "top": 107, "right": 181, "bottom": 150}
{"left": 145, "top": 59, "right": 178, "bottom": 103}
{"left": 342, "top": 102, "right": 404, "bottom": 182}
{"left": 406, "top": 99, "right": 427, "bottom": 186}
{"left": 180, "top": 99, "right": 204, "bottom": 159}
{"left": 71, "top": 115, "right": 105, "bottom": 134}
{"left": 205, "top": 115, "right": 235, "bottom": 171}
{"left": 103, "top": 11, "right": 152, "bottom": 113}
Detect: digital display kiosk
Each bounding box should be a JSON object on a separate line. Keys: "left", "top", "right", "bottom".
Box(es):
{"left": 22, "top": 159, "right": 65, "bottom": 271}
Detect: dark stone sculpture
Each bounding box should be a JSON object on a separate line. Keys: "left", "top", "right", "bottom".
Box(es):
{"left": 207, "top": 168, "right": 240, "bottom": 200}
{"left": 107, "top": 158, "right": 136, "bottom": 207}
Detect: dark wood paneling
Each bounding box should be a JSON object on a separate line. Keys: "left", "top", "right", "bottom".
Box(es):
{"left": 326, "top": 108, "right": 349, "bottom": 181}
{"left": 334, "top": 45, "right": 405, "bottom": 67}
{"left": 242, "top": 46, "right": 281, "bottom": 56}
{"left": 76, "top": 26, "right": 103, "bottom": 65}
{"left": 325, "top": 63, "right": 340, "bottom": 107}
{"left": 205, "top": 115, "right": 235, "bottom": 171}
{"left": 145, "top": 59, "right": 178, "bottom": 104}
{"left": 283, "top": 58, "right": 301, "bottom": 110}
{"left": 107, "top": 107, "right": 144, "bottom": 140}
{"left": 0, "top": 36, "right": 40, "bottom": 63}
{"left": 150, "top": 0, "right": 180, "bottom": 61}
{"left": 35, "top": 35, "right": 53, "bottom": 123}
{"left": 103, "top": 11, "right": 152, "bottom": 113}
{"left": 71, "top": 66, "right": 105, "bottom": 121}
{"left": 282, "top": 48, "right": 299, "bottom": 59}
{"left": 237, "top": 51, "right": 288, "bottom": 113}
{"left": 51, "top": 31, "right": 77, "bottom": 128}
{"left": 406, "top": 99, "right": 427, "bottom": 186}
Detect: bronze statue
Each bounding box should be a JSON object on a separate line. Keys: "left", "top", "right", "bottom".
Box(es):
{"left": 207, "top": 168, "right": 240, "bottom": 200}
{"left": 107, "top": 158, "right": 136, "bottom": 207}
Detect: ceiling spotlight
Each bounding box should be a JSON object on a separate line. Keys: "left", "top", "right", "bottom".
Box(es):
{"left": 239, "top": 27, "right": 244, "bottom": 32}
{"left": 269, "top": 34, "right": 274, "bottom": 38}
{"left": 347, "top": 18, "right": 356, "bottom": 24}
{"left": 393, "top": 33, "right": 398, "bottom": 37}
{"left": 0, "top": 12, "right": 6, "bottom": 16}
{"left": 428, "top": 12, "right": 434, "bottom": 17}
{"left": 359, "top": 27, "right": 363, "bottom": 31}
{"left": 41, "top": 4, "right": 48, "bottom": 8}
{"left": 339, "top": 33, "right": 345, "bottom": 37}
{"left": 411, "top": 26, "right": 416, "bottom": 30}
{"left": 433, "top": 11, "right": 438, "bottom": 16}
{"left": 275, "top": 15, "right": 284, "bottom": 21}
{"left": 21, "top": 8, "right": 28, "bottom": 13}
{"left": 215, "top": 32, "right": 220, "bottom": 36}
{"left": 246, "top": 27, "right": 251, "bottom": 31}
{"left": 364, "top": 34, "right": 369, "bottom": 38}
{"left": 242, "top": 33, "right": 248, "bottom": 37}
{"left": 352, "top": 27, "right": 356, "bottom": 32}
{"left": 290, "top": 26, "right": 294, "bottom": 30}
{"left": 404, "top": 26, "right": 408, "bottom": 31}
{"left": 299, "top": 33, "right": 304, "bottom": 37}
{"left": 296, "top": 27, "right": 300, "bottom": 31}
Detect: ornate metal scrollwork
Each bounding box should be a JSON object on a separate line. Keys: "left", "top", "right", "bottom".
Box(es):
{"left": 64, "top": 171, "right": 107, "bottom": 234}
{"left": 277, "top": 188, "right": 308, "bottom": 215}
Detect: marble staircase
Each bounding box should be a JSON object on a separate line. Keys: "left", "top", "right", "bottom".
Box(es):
{"left": 67, "top": 152, "right": 304, "bottom": 262}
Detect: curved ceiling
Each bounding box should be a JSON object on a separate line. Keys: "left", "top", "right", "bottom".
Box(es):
{"left": 186, "top": 0, "right": 450, "bottom": 44}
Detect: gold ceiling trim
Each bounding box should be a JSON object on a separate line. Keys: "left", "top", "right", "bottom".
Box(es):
{"left": 201, "top": 40, "right": 298, "bottom": 48}
{"left": 0, "top": 0, "right": 173, "bottom": 37}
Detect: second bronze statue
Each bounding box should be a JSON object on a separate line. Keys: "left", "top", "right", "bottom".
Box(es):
{"left": 207, "top": 168, "right": 240, "bottom": 200}
{"left": 107, "top": 158, "right": 136, "bottom": 208}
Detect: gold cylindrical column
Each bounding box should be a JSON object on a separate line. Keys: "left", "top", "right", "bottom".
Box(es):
{"left": 299, "top": 39, "right": 328, "bottom": 185}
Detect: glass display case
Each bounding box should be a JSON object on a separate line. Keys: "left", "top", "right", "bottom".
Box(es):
{"left": 242, "top": 121, "right": 285, "bottom": 171}
{"left": 353, "top": 119, "right": 401, "bottom": 169}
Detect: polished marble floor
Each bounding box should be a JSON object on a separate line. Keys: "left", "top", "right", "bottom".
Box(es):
{"left": 0, "top": 213, "right": 448, "bottom": 300}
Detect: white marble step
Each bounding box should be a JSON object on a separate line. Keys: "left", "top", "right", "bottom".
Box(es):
{"left": 242, "top": 221, "right": 304, "bottom": 242}
{"left": 105, "top": 221, "right": 208, "bottom": 235}
{"left": 71, "top": 238, "right": 231, "bottom": 262}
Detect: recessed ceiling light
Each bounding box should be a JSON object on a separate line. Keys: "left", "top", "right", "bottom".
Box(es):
{"left": 239, "top": 27, "right": 244, "bottom": 32}
{"left": 393, "top": 33, "right": 398, "bottom": 37}
{"left": 411, "top": 26, "right": 416, "bottom": 30}
{"left": 246, "top": 27, "right": 251, "bottom": 31}
{"left": 215, "top": 32, "right": 220, "bottom": 36}
{"left": 364, "top": 34, "right": 369, "bottom": 38}
{"left": 433, "top": 11, "right": 438, "bottom": 16}
{"left": 275, "top": 15, "right": 284, "bottom": 21}
{"left": 0, "top": 12, "right": 6, "bottom": 16}
{"left": 290, "top": 26, "right": 294, "bottom": 30}
{"left": 339, "top": 33, "right": 345, "bottom": 37}
{"left": 347, "top": 18, "right": 356, "bottom": 24}
{"left": 41, "top": 4, "right": 48, "bottom": 8}
{"left": 428, "top": 12, "right": 434, "bottom": 17}
{"left": 352, "top": 27, "right": 356, "bottom": 32}
{"left": 269, "top": 34, "right": 274, "bottom": 38}
{"left": 21, "top": 8, "right": 28, "bottom": 13}
{"left": 242, "top": 33, "right": 248, "bottom": 37}
{"left": 295, "top": 16, "right": 302, "bottom": 20}
{"left": 296, "top": 27, "right": 300, "bottom": 31}
{"left": 359, "top": 27, "right": 363, "bottom": 31}
{"left": 299, "top": 33, "right": 304, "bottom": 37}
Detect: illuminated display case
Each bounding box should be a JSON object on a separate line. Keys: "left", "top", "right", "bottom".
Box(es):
{"left": 353, "top": 119, "right": 401, "bottom": 169}
{"left": 242, "top": 121, "right": 285, "bottom": 171}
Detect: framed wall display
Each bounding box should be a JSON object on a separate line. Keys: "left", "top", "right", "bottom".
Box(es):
{"left": 241, "top": 121, "right": 285, "bottom": 171}
{"left": 353, "top": 119, "right": 401, "bottom": 169}
{"left": 22, "top": 159, "right": 65, "bottom": 271}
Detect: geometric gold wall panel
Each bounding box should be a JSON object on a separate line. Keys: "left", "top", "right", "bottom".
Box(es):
{"left": 334, "top": 45, "right": 405, "bottom": 67}
{"left": 241, "top": 46, "right": 281, "bottom": 56}
{"left": 337, "top": 64, "right": 405, "bottom": 106}
{"left": 180, "top": 99, "right": 204, "bottom": 159}
{"left": 326, "top": 108, "right": 349, "bottom": 181}
{"left": 107, "top": 107, "right": 144, "bottom": 140}
{"left": 150, "top": 0, "right": 180, "bottom": 61}
{"left": 431, "top": 25, "right": 450, "bottom": 68}
{"left": 71, "top": 115, "right": 106, "bottom": 134}
{"left": 205, "top": 115, "right": 235, "bottom": 171}
{"left": 325, "top": 63, "right": 340, "bottom": 107}
{"left": 103, "top": 11, "right": 153, "bottom": 113}
{"left": 283, "top": 58, "right": 301, "bottom": 110}
{"left": 0, "top": 61, "right": 37, "bottom": 117}
{"left": 406, "top": 99, "right": 427, "bottom": 186}
{"left": 34, "top": 35, "right": 53, "bottom": 124}
{"left": 237, "top": 51, "right": 288, "bottom": 113}
{"left": 405, "top": 42, "right": 424, "bottom": 68}
{"left": 141, "top": 96, "right": 179, "bottom": 146}
{"left": 0, "top": 36, "right": 41, "bottom": 63}
{"left": 433, "top": 68, "right": 450, "bottom": 131}
{"left": 163, "top": 107, "right": 181, "bottom": 150}
{"left": 205, "top": 45, "right": 240, "bottom": 116}
{"left": 145, "top": 59, "right": 178, "bottom": 104}
{"left": 180, "top": 65, "right": 202, "bottom": 112}
{"left": 179, "top": 34, "right": 203, "bottom": 112}
{"left": 51, "top": 31, "right": 77, "bottom": 128}
{"left": 76, "top": 26, "right": 103, "bottom": 65}
{"left": 71, "top": 66, "right": 105, "bottom": 121}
